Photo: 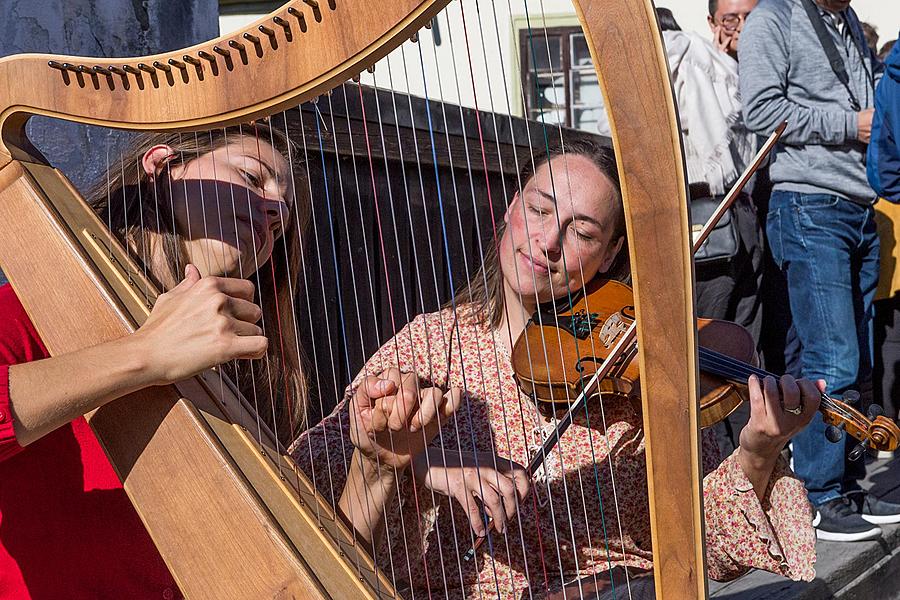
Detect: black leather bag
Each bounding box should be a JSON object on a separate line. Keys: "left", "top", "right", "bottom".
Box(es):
{"left": 690, "top": 190, "right": 740, "bottom": 265}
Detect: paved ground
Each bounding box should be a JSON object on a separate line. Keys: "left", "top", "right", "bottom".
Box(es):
{"left": 709, "top": 454, "right": 900, "bottom": 599}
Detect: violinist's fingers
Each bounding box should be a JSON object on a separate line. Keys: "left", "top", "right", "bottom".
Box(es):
{"left": 492, "top": 472, "right": 521, "bottom": 525}
{"left": 443, "top": 387, "right": 464, "bottom": 418}
{"left": 458, "top": 491, "right": 487, "bottom": 538}
{"left": 779, "top": 374, "right": 801, "bottom": 417}
{"left": 370, "top": 395, "right": 390, "bottom": 433}
{"left": 761, "top": 375, "right": 781, "bottom": 421}
{"left": 797, "top": 378, "right": 822, "bottom": 421}
{"left": 475, "top": 485, "right": 507, "bottom": 535}
{"left": 509, "top": 464, "right": 531, "bottom": 502}
{"left": 816, "top": 379, "right": 828, "bottom": 394}
{"left": 357, "top": 376, "right": 398, "bottom": 407}
{"left": 388, "top": 377, "right": 420, "bottom": 432}
{"left": 747, "top": 374, "right": 766, "bottom": 421}
{"left": 410, "top": 387, "right": 443, "bottom": 433}
{"left": 492, "top": 457, "right": 531, "bottom": 502}
{"left": 381, "top": 367, "right": 404, "bottom": 388}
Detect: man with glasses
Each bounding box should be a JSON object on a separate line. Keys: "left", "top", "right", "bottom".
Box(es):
{"left": 708, "top": 0, "right": 758, "bottom": 60}
{"left": 740, "top": 0, "right": 900, "bottom": 542}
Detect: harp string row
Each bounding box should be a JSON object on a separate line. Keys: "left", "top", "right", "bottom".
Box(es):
{"left": 96, "top": 2, "right": 632, "bottom": 596}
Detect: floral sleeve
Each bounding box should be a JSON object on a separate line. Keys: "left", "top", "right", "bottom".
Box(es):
{"left": 702, "top": 429, "right": 816, "bottom": 582}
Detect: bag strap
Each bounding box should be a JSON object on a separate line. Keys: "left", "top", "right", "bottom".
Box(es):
{"left": 800, "top": 0, "right": 862, "bottom": 110}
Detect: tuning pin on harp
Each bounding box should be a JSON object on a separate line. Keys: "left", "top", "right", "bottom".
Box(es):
{"left": 868, "top": 404, "right": 885, "bottom": 420}
{"left": 825, "top": 424, "right": 845, "bottom": 443}
{"left": 842, "top": 390, "right": 861, "bottom": 405}
{"left": 849, "top": 440, "right": 870, "bottom": 461}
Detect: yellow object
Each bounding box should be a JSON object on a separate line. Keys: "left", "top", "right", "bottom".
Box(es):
{"left": 876, "top": 199, "right": 900, "bottom": 301}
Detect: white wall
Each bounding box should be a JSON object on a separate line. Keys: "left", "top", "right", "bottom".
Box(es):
{"left": 220, "top": 0, "right": 900, "bottom": 120}
{"left": 222, "top": 1, "right": 900, "bottom": 46}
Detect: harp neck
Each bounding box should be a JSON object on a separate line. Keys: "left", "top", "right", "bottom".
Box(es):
{"left": 0, "top": 0, "right": 448, "bottom": 163}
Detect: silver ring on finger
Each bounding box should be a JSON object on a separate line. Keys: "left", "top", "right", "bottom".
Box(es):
{"left": 785, "top": 404, "right": 803, "bottom": 415}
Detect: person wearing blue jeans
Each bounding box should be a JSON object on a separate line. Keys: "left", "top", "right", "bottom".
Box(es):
{"left": 741, "top": 0, "right": 900, "bottom": 541}
{"left": 767, "top": 193, "right": 874, "bottom": 502}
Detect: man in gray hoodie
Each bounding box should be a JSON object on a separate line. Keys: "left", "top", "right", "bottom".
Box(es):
{"left": 740, "top": 0, "right": 900, "bottom": 542}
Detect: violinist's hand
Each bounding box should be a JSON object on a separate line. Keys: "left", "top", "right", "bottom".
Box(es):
{"left": 412, "top": 448, "right": 530, "bottom": 537}
{"left": 348, "top": 368, "right": 462, "bottom": 471}
{"left": 737, "top": 374, "right": 824, "bottom": 500}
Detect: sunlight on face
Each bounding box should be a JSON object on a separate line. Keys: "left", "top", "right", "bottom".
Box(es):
{"left": 498, "top": 154, "right": 623, "bottom": 309}
{"left": 146, "top": 135, "right": 293, "bottom": 281}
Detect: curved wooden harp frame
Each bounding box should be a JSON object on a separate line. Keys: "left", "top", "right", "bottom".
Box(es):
{"left": 0, "top": 0, "right": 703, "bottom": 598}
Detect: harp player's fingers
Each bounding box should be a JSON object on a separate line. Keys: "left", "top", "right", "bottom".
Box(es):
{"left": 195, "top": 275, "right": 257, "bottom": 302}
{"left": 229, "top": 319, "right": 264, "bottom": 337}
{"left": 226, "top": 334, "right": 268, "bottom": 360}
{"left": 223, "top": 297, "right": 263, "bottom": 323}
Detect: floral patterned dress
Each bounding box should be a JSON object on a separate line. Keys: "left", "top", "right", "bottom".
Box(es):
{"left": 290, "top": 306, "right": 816, "bottom": 600}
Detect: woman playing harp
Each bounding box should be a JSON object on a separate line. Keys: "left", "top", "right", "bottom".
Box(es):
{"left": 0, "top": 125, "right": 449, "bottom": 599}
{"left": 292, "top": 137, "right": 819, "bottom": 599}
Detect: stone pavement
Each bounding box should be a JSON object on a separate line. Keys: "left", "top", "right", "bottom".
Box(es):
{"left": 709, "top": 454, "right": 900, "bottom": 599}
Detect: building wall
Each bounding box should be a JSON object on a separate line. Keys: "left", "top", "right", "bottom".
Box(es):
{"left": 220, "top": 0, "right": 900, "bottom": 123}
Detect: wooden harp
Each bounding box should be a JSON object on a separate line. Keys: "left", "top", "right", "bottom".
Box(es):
{"left": 0, "top": 0, "right": 703, "bottom": 599}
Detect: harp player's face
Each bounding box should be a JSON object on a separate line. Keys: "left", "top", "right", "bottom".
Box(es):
{"left": 143, "top": 136, "right": 292, "bottom": 280}
{"left": 499, "top": 154, "right": 623, "bottom": 308}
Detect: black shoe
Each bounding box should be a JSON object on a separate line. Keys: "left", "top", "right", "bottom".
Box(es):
{"left": 848, "top": 490, "right": 900, "bottom": 525}
{"left": 812, "top": 497, "right": 882, "bottom": 541}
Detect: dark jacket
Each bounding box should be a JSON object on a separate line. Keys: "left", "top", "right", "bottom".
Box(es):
{"left": 868, "top": 39, "right": 900, "bottom": 202}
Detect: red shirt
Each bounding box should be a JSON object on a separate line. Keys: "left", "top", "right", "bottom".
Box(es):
{"left": 0, "top": 284, "right": 180, "bottom": 599}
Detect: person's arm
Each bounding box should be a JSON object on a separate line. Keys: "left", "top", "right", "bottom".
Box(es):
{"left": 702, "top": 375, "right": 822, "bottom": 582}
{"left": 7, "top": 265, "right": 267, "bottom": 448}
{"left": 868, "top": 67, "right": 900, "bottom": 200}
{"left": 739, "top": 11, "right": 860, "bottom": 145}
{"left": 337, "top": 370, "right": 461, "bottom": 547}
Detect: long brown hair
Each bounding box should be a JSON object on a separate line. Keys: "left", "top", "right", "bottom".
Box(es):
{"left": 462, "top": 136, "right": 629, "bottom": 329}
{"left": 87, "top": 124, "right": 311, "bottom": 445}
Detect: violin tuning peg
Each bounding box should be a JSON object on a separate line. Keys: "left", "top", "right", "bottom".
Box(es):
{"left": 842, "top": 390, "right": 861, "bottom": 405}
{"left": 867, "top": 404, "right": 885, "bottom": 420}
{"left": 848, "top": 440, "right": 870, "bottom": 462}
{"left": 825, "top": 424, "right": 844, "bottom": 443}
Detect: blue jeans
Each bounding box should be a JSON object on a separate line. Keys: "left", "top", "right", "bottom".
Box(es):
{"left": 767, "top": 191, "right": 879, "bottom": 506}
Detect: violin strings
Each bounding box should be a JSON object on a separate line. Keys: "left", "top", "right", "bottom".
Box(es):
{"left": 697, "top": 347, "right": 866, "bottom": 427}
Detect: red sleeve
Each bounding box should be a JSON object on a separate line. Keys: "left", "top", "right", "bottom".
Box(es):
{"left": 0, "top": 284, "right": 49, "bottom": 462}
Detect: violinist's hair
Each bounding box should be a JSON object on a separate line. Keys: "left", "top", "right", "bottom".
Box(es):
{"left": 85, "top": 124, "right": 311, "bottom": 444}
{"left": 460, "top": 136, "right": 629, "bottom": 329}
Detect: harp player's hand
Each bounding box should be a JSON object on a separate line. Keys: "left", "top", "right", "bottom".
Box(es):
{"left": 349, "top": 368, "right": 462, "bottom": 470}
{"left": 134, "top": 264, "right": 268, "bottom": 385}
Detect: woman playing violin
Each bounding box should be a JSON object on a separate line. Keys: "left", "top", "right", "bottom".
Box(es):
{"left": 291, "top": 138, "right": 819, "bottom": 599}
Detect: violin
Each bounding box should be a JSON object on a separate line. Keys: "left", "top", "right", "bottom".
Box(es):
{"left": 511, "top": 277, "right": 900, "bottom": 457}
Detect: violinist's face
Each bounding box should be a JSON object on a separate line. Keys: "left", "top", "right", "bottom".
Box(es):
{"left": 142, "top": 136, "right": 292, "bottom": 282}
{"left": 499, "top": 154, "right": 624, "bottom": 307}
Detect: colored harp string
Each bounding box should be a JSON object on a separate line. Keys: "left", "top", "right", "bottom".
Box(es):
{"left": 20, "top": 0, "right": 698, "bottom": 597}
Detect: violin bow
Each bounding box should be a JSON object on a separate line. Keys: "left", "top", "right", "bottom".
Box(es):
{"left": 465, "top": 121, "right": 787, "bottom": 559}
{"left": 692, "top": 121, "right": 786, "bottom": 251}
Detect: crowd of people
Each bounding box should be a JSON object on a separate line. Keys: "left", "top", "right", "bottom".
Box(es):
{"left": 0, "top": 0, "right": 899, "bottom": 598}
{"left": 660, "top": 0, "right": 900, "bottom": 544}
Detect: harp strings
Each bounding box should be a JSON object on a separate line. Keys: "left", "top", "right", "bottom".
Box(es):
{"left": 523, "top": 3, "right": 634, "bottom": 596}
{"left": 93, "top": 1, "right": 638, "bottom": 596}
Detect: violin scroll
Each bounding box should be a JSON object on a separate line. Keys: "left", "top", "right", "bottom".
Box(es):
{"left": 820, "top": 395, "right": 900, "bottom": 458}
